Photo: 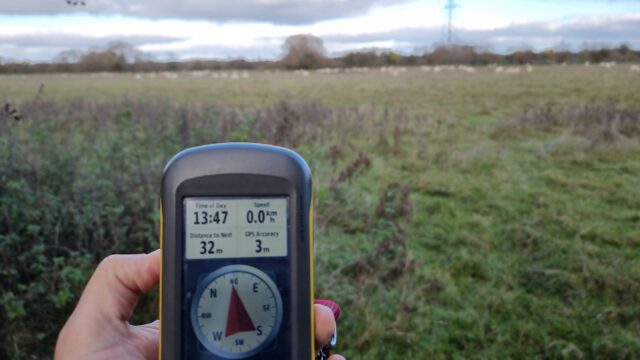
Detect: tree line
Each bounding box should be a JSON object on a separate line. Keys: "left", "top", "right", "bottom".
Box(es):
{"left": 1, "top": 35, "right": 638, "bottom": 74}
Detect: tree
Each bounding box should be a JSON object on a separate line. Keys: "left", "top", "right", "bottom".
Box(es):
{"left": 429, "top": 45, "right": 479, "bottom": 65}
{"left": 54, "top": 49, "right": 84, "bottom": 63}
{"left": 54, "top": 42, "right": 147, "bottom": 72}
{"left": 105, "top": 41, "right": 147, "bottom": 63}
{"left": 280, "top": 34, "right": 328, "bottom": 70}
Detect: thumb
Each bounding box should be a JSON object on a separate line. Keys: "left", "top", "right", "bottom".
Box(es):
{"left": 77, "top": 250, "right": 160, "bottom": 322}
{"left": 131, "top": 320, "right": 160, "bottom": 359}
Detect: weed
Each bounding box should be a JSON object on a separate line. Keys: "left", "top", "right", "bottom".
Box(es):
{"left": 1, "top": 103, "right": 21, "bottom": 122}
{"left": 375, "top": 182, "right": 412, "bottom": 221}
{"left": 328, "top": 144, "right": 343, "bottom": 167}
{"left": 333, "top": 153, "right": 371, "bottom": 186}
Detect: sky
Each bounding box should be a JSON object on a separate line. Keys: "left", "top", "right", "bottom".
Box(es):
{"left": 0, "top": 0, "right": 639, "bottom": 62}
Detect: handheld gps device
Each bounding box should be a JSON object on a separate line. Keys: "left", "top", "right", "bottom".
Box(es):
{"left": 160, "top": 143, "right": 314, "bottom": 359}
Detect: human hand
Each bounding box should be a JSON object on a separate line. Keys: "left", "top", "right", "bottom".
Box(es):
{"left": 54, "top": 250, "right": 344, "bottom": 360}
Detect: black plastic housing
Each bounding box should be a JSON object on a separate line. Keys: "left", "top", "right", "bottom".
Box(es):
{"left": 160, "top": 143, "right": 313, "bottom": 360}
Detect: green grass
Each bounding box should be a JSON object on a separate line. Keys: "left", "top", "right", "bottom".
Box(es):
{"left": 1, "top": 65, "right": 640, "bottom": 359}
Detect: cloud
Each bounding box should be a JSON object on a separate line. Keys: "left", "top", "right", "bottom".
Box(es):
{"left": 321, "top": 15, "right": 640, "bottom": 52}
{"left": 2, "top": 12, "right": 638, "bottom": 62}
{"left": 0, "top": 33, "right": 185, "bottom": 62}
{"left": 160, "top": 44, "right": 281, "bottom": 60}
{"left": 0, "top": 0, "right": 413, "bottom": 25}
{"left": 0, "top": 33, "right": 184, "bottom": 48}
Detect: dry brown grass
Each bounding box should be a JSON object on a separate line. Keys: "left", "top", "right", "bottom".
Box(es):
{"left": 494, "top": 100, "right": 640, "bottom": 147}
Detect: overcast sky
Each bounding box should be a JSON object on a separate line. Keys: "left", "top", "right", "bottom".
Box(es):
{"left": 1, "top": 0, "right": 639, "bottom": 62}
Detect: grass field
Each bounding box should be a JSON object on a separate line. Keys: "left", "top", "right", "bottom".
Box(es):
{"left": 1, "top": 65, "right": 640, "bottom": 359}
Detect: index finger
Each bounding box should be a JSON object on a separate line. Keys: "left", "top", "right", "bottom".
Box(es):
{"left": 314, "top": 304, "right": 337, "bottom": 350}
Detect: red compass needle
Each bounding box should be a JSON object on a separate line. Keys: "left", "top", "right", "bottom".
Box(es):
{"left": 225, "top": 286, "right": 256, "bottom": 337}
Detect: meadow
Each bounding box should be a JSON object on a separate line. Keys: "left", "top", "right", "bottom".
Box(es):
{"left": 1, "top": 64, "right": 640, "bottom": 359}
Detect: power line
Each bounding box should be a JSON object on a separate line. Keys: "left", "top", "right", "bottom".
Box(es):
{"left": 444, "top": 0, "right": 459, "bottom": 45}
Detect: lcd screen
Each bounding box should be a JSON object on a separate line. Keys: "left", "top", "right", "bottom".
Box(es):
{"left": 184, "top": 197, "right": 288, "bottom": 259}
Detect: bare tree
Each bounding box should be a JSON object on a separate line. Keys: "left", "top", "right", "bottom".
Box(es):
{"left": 54, "top": 49, "right": 84, "bottom": 63}
{"left": 105, "top": 41, "right": 148, "bottom": 63}
{"left": 78, "top": 49, "right": 126, "bottom": 72}
{"left": 280, "top": 34, "right": 328, "bottom": 70}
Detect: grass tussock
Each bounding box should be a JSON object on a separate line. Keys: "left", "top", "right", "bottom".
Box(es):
{"left": 494, "top": 100, "right": 640, "bottom": 148}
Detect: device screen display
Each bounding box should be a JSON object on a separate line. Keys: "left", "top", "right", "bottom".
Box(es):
{"left": 184, "top": 197, "right": 288, "bottom": 259}
{"left": 182, "top": 196, "right": 292, "bottom": 359}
